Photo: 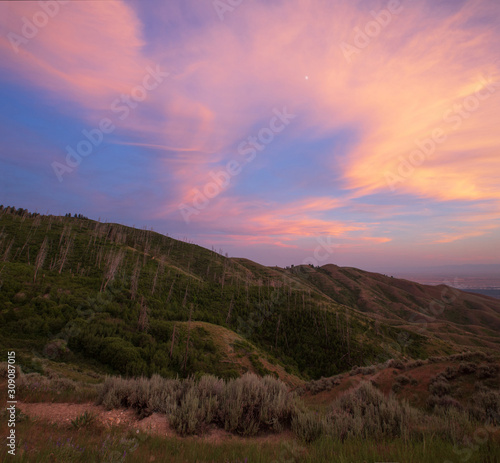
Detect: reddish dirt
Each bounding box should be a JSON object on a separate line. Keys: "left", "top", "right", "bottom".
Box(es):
{"left": 17, "top": 402, "right": 173, "bottom": 436}
{"left": 16, "top": 401, "right": 296, "bottom": 443}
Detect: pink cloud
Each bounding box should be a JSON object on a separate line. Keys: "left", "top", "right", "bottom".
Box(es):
{"left": 2, "top": 0, "right": 499, "bottom": 264}
{"left": 0, "top": 1, "right": 148, "bottom": 110}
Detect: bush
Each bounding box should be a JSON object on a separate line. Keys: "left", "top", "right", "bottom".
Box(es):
{"left": 349, "top": 365, "right": 377, "bottom": 376}
{"left": 469, "top": 390, "right": 500, "bottom": 425}
{"left": 97, "top": 374, "right": 179, "bottom": 417}
{"left": 302, "top": 375, "right": 343, "bottom": 394}
{"left": 406, "top": 359, "right": 426, "bottom": 369}
{"left": 393, "top": 374, "right": 411, "bottom": 392}
{"left": 427, "top": 395, "right": 462, "bottom": 411}
{"left": 476, "top": 364, "right": 499, "bottom": 380}
{"left": 71, "top": 411, "right": 95, "bottom": 429}
{"left": 17, "top": 370, "right": 80, "bottom": 396}
{"left": 167, "top": 379, "right": 220, "bottom": 436}
{"left": 97, "top": 373, "right": 298, "bottom": 437}
{"left": 386, "top": 359, "right": 405, "bottom": 370}
{"left": 430, "top": 407, "right": 476, "bottom": 443}
{"left": 449, "top": 352, "right": 489, "bottom": 363}
{"left": 326, "top": 382, "right": 418, "bottom": 440}
{"left": 458, "top": 363, "right": 476, "bottom": 375}
{"left": 392, "top": 383, "right": 402, "bottom": 393}
{"left": 442, "top": 366, "right": 458, "bottom": 381}
{"left": 291, "top": 410, "right": 324, "bottom": 443}
{"left": 219, "top": 373, "right": 295, "bottom": 436}
{"left": 428, "top": 379, "right": 451, "bottom": 397}
{"left": 395, "top": 375, "right": 410, "bottom": 385}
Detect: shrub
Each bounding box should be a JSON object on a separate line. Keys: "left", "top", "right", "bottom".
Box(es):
{"left": 71, "top": 411, "right": 95, "bottom": 429}
{"left": 395, "top": 375, "right": 410, "bottom": 386}
{"left": 428, "top": 379, "right": 451, "bottom": 397}
{"left": 442, "top": 366, "right": 458, "bottom": 381}
{"left": 406, "top": 359, "right": 426, "bottom": 369}
{"left": 430, "top": 407, "right": 476, "bottom": 443}
{"left": 386, "top": 359, "right": 405, "bottom": 370}
{"left": 427, "top": 395, "right": 462, "bottom": 411}
{"left": 97, "top": 373, "right": 298, "bottom": 437}
{"left": 16, "top": 369, "right": 89, "bottom": 398}
{"left": 302, "top": 375, "right": 342, "bottom": 394}
{"left": 450, "top": 352, "right": 488, "bottom": 363}
{"left": 219, "top": 373, "right": 295, "bottom": 436}
{"left": 326, "top": 381, "right": 418, "bottom": 439}
{"left": 353, "top": 366, "right": 377, "bottom": 376}
{"left": 469, "top": 390, "right": 500, "bottom": 425}
{"left": 476, "top": 364, "right": 499, "bottom": 380}
{"left": 392, "top": 383, "right": 402, "bottom": 393}
{"left": 97, "top": 374, "right": 179, "bottom": 416}
{"left": 167, "top": 381, "right": 219, "bottom": 436}
{"left": 458, "top": 363, "right": 476, "bottom": 375}
{"left": 291, "top": 410, "right": 324, "bottom": 443}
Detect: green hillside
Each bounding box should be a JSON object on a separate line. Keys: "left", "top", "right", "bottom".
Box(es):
{"left": 1, "top": 206, "right": 498, "bottom": 381}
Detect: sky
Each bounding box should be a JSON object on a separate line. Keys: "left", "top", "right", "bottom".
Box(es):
{"left": 0, "top": 0, "right": 499, "bottom": 273}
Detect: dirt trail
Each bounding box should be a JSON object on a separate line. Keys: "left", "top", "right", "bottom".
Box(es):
{"left": 18, "top": 402, "right": 171, "bottom": 436}
{"left": 17, "top": 401, "right": 294, "bottom": 444}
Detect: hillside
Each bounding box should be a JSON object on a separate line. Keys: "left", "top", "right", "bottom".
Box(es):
{"left": 1, "top": 206, "right": 499, "bottom": 382}
{"left": 290, "top": 264, "right": 500, "bottom": 352}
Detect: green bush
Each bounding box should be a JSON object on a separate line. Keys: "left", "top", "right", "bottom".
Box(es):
{"left": 219, "top": 373, "right": 295, "bottom": 436}
{"left": 292, "top": 410, "right": 324, "bottom": 443}
{"left": 97, "top": 372, "right": 298, "bottom": 437}
{"left": 71, "top": 411, "right": 95, "bottom": 429}
{"left": 97, "top": 374, "right": 179, "bottom": 416}
{"left": 326, "top": 381, "right": 418, "bottom": 440}
{"left": 166, "top": 376, "right": 222, "bottom": 436}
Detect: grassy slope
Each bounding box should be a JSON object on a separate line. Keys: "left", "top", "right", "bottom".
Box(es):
{"left": 1, "top": 207, "right": 499, "bottom": 382}
{"left": 290, "top": 263, "right": 500, "bottom": 352}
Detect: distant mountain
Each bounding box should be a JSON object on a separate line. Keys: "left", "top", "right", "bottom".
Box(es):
{"left": 395, "top": 263, "right": 500, "bottom": 277}
{"left": 1, "top": 206, "right": 499, "bottom": 382}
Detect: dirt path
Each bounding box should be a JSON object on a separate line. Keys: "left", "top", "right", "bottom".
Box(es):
{"left": 18, "top": 402, "right": 171, "bottom": 436}
{"left": 17, "top": 401, "right": 295, "bottom": 444}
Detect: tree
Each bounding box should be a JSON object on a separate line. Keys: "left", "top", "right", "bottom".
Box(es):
{"left": 100, "top": 249, "right": 125, "bottom": 292}
{"left": 130, "top": 256, "right": 141, "bottom": 300}
{"left": 34, "top": 236, "right": 48, "bottom": 282}
{"left": 183, "top": 303, "right": 193, "bottom": 372}
{"left": 138, "top": 296, "right": 150, "bottom": 333}
{"left": 169, "top": 324, "right": 176, "bottom": 358}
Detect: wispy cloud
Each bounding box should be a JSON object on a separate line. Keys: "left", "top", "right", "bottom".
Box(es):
{"left": 1, "top": 0, "right": 499, "bottom": 269}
